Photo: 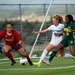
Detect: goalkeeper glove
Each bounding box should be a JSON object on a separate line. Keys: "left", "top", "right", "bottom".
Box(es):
{"left": 13, "top": 44, "right": 20, "bottom": 51}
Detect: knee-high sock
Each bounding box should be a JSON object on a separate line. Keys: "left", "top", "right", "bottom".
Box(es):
{"left": 5, "top": 52, "right": 15, "bottom": 62}
{"left": 39, "top": 49, "right": 48, "bottom": 63}
{"left": 25, "top": 54, "right": 33, "bottom": 65}
{"left": 49, "top": 50, "right": 57, "bottom": 62}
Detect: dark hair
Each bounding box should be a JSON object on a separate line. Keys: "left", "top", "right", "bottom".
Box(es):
{"left": 66, "top": 14, "right": 75, "bottom": 22}
{"left": 6, "top": 22, "right": 13, "bottom": 27}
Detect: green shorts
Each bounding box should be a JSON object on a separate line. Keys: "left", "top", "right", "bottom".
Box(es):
{"left": 60, "top": 37, "right": 75, "bottom": 47}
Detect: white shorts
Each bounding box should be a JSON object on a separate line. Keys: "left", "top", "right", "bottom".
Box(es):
{"left": 50, "top": 37, "right": 63, "bottom": 46}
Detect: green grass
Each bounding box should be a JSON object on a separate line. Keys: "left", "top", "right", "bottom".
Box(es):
{"left": 0, "top": 58, "right": 75, "bottom": 75}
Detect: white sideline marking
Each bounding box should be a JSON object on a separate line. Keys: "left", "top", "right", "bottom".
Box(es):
{"left": 0, "top": 57, "right": 41, "bottom": 61}
{"left": 0, "top": 65, "right": 75, "bottom": 71}
{"left": 0, "top": 61, "right": 19, "bottom": 64}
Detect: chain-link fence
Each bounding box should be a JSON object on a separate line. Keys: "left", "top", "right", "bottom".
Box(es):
{"left": 0, "top": 4, "right": 75, "bottom": 52}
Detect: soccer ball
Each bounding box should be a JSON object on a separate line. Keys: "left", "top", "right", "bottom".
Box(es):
{"left": 20, "top": 58, "right": 28, "bottom": 65}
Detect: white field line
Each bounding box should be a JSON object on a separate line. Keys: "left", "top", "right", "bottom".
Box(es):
{"left": 0, "top": 57, "right": 42, "bottom": 61}
{"left": 0, "top": 61, "right": 19, "bottom": 64}
{"left": 0, "top": 65, "right": 75, "bottom": 71}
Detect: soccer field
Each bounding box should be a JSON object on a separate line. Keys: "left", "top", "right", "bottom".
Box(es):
{"left": 0, "top": 58, "right": 75, "bottom": 75}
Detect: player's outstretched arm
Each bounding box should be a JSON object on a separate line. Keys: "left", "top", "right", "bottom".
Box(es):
{"left": 33, "top": 29, "right": 49, "bottom": 34}
{"left": 70, "top": 29, "right": 75, "bottom": 32}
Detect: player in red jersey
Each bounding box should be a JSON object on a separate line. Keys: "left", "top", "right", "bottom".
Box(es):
{"left": 0, "top": 23, "right": 33, "bottom": 66}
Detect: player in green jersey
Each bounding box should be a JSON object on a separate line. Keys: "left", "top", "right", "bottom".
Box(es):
{"left": 43, "top": 14, "right": 75, "bottom": 65}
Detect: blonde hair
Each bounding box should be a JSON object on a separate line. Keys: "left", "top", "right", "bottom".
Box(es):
{"left": 53, "top": 15, "right": 64, "bottom": 24}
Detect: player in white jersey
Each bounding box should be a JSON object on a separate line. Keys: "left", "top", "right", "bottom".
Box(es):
{"left": 48, "top": 24, "right": 64, "bottom": 46}
{"left": 33, "top": 15, "right": 65, "bottom": 66}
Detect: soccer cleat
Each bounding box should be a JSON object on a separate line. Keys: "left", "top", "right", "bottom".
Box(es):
{"left": 73, "top": 56, "right": 75, "bottom": 60}
{"left": 33, "top": 62, "right": 41, "bottom": 67}
{"left": 28, "top": 60, "right": 33, "bottom": 66}
{"left": 42, "top": 60, "right": 50, "bottom": 66}
{"left": 11, "top": 60, "right": 16, "bottom": 66}
{"left": 29, "top": 62, "right": 33, "bottom": 66}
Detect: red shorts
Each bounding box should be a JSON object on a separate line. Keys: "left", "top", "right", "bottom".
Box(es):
{"left": 5, "top": 44, "right": 22, "bottom": 50}
{"left": 13, "top": 45, "right": 22, "bottom": 50}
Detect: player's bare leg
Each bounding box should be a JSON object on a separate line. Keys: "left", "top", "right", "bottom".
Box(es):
{"left": 69, "top": 46, "right": 75, "bottom": 59}
{"left": 41, "top": 43, "right": 64, "bottom": 66}
{"left": 48, "top": 43, "right": 64, "bottom": 62}
{"left": 17, "top": 48, "right": 33, "bottom": 66}
{"left": 3, "top": 45, "right": 16, "bottom": 66}
{"left": 56, "top": 48, "right": 65, "bottom": 58}
{"left": 33, "top": 44, "right": 54, "bottom": 66}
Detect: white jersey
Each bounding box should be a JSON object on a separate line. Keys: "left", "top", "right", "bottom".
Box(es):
{"left": 47, "top": 23, "right": 64, "bottom": 46}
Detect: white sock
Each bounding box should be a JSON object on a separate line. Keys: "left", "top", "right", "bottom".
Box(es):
{"left": 39, "top": 49, "right": 48, "bottom": 63}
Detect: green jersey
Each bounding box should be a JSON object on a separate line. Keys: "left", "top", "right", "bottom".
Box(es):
{"left": 61, "top": 22, "right": 75, "bottom": 46}
{"left": 64, "top": 22, "right": 75, "bottom": 39}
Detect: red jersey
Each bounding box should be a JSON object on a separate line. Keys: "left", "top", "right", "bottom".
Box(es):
{"left": 0, "top": 30, "right": 22, "bottom": 47}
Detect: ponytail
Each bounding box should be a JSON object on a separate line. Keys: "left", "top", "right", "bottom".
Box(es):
{"left": 53, "top": 15, "right": 64, "bottom": 24}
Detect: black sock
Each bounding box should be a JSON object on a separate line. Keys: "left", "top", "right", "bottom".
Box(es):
{"left": 49, "top": 50, "right": 57, "bottom": 62}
